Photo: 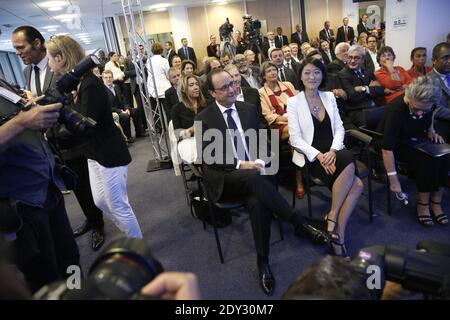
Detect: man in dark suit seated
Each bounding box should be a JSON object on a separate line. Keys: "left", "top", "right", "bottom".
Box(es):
{"left": 336, "top": 17, "right": 355, "bottom": 45}
{"left": 269, "top": 48, "right": 300, "bottom": 89}
{"left": 103, "top": 70, "right": 139, "bottom": 143}
{"left": 338, "top": 45, "right": 386, "bottom": 128}
{"left": 319, "top": 40, "right": 336, "bottom": 65}
{"left": 177, "top": 38, "right": 197, "bottom": 64}
{"left": 275, "top": 27, "right": 289, "bottom": 48}
{"left": 234, "top": 54, "right": 261, "bottom": 89}
{"left": 195, "top": 69, "right": 329, "bottom": 296}
{"left": 164, "top": 67, "right": 181, "bottom": 122}
{"left": 291, "top": 24, "right": 309, "bottom": 47}
{"left": 327, "top": 42, "right": 350, "bottom": 74}
{"left": 282, "top": 45, "right": 300, "bottom": 79}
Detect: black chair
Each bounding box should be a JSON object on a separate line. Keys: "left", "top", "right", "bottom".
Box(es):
{"left": 188, "top": 163, "right": 284, "bottom": 264}
{"left": 291, "top": 129, "right": 375, "bottom": 222}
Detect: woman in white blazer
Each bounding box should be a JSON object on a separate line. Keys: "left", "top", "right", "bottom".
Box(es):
{"left": 287, "top": 57, "right": 363, "bottom": 257}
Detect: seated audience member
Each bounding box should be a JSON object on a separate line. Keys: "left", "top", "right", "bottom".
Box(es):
{"left": 103, "top": 70, "right": 139, "bottom": 143}
{"left": 269, "top": 47, "right": 299, "bottom": 89}
{"left": 171, "top": 55, "right": 182, "bottom": 70}
{"left": 200, "top": 58, "right": 222, "bottom": 103}
{"left": 282, "top": 45, "right": 300, "bottom": 77}
{"left": 319, "top": 40, "right": 336, "bottom": 65}
{"left": 365, "top": 35, "right": 379, "bottom": 74}
{"left": 377, "top": 76, "right": 449, "bottom": 227}
{"left": 244, "top": 49, "right": 257, "bottom": 66}
{"left": 375, "top": 46, "right": 413, "bottom": 104}
{"left": 338, "top": 45, "right": 385, "bottom": 128}
{"left": 220, "top": 53, "right": 232, "bottom": 67}
{"left": 207, "top": 34, "right": 220, "bottom": 58}
{"left": 428, "top": 42, "right": 450, "bottom": 139}
{"left": 357, "top": 32, "right": 368, "bottom": 48}
{"left": 224, "top": 64, "right": 267, "bottom": 128}
{"left": 289, "top": 42, "right": 300, "bottom": 63}
{"left": 195, "top": 69, "right": 330, "bottom": 295}
{"left": 171, "top": 74, "right": 205, "bottom": 163}
{"left": 300, "top": 42, "right": 312, "bottom": 61}
{"left": 407, "top": 47, "right": 432, "bottom": 79}
{"left": 164, "top": 67, "right": 181, "bottom": 121}
{"left": 181, "top": 59, "right": 197, "bottom": 76}
{"left": 327, "top": 42, "right": 350, "bottom": 74}
{"left": 234, "top": 53, "right": 261, "bottom": 89}
{"left": 288, "top": 57, "right": 362, "bottom": 257}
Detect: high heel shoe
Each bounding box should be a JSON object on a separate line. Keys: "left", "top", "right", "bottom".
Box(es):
{"left": 330, "top": 239, "right": 350, "bottom": 259}
{"left": 416, "top": 202, "right": 434, "bottom": 227}
{"left": 430, "top": 200, "right": 448, "bottom": 226}
{"left": 324, "top": 215, "right": 340, "bottom": 242}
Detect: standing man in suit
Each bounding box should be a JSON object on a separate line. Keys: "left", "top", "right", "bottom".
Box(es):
{"left": 261, "top": 31, "right": 277, "bottom": 60}
{"left": 357, "top": 14, "right": 371, "bottom": 36}
{"left": 319, "top": 21, "right": 336, "bottom": 51}
{"left": 336, "top": 17, "right": 355, "bottom": 45}
{"left": 291, "top": 24, "right": 309, "bottom": 47}
{"left": 177, "top": 38, "right": 197, "bottom": 65}
{"left": 269, "top": 48, "right": 299, "bottom": 89}
{"left": 428, "top": 42, "right": 450, "bottom": 139}
{"left": 275, "top": 27, "right": 288, "bottom": 49}
{"left": 195, "top": 69, "right": 329, "bottom": 295}
{"left": 12, "top": 27, "right": 56, "bottom": 97}
{"left": 165, "top": 41, "right": 176, "bottom": 66}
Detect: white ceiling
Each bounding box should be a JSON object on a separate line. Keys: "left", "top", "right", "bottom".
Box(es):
{"left": 0, "top": 0, "right": 240, "bottom": 52}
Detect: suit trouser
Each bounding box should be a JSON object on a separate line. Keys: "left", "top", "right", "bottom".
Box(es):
{"left": 221, "top": 170, "right": 294, "bottom": 258}
{"left": 15, "top": 183, "right": 81, "bottom": 292}
{"left": 134, "top": 84, "right": 147, "bottom": 130}
{"left": 65, "top": 155, "right": 104, "bottom": 229}
{"left": 87, "top": 159, "right": 143, "bottom": 239}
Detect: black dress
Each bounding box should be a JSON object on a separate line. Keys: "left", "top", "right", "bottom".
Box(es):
{"left": 309, "top": 111, "right": 355, "bottom": 189}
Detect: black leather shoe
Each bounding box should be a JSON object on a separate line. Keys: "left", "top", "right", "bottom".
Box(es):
{"left": 91, "top": 228, "right": 105, "bottom": 251}
{"left": 73, "top": 221, "right": 92, "bottom": 238}
{"left": 258, "top": 263, "right": 275, "bottom": 296}
{"left": 296, "top": 222, "right": 330, "bottom": 245}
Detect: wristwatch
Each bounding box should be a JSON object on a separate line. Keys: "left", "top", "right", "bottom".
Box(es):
{"left": 361, "top": 86, "right": 367, "bottom": 93}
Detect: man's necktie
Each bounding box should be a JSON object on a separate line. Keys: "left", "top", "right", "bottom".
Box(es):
{"left": 278, "top": 68, "right": 286, "bottom": 82}
{"left": 285, "top": 62, "right": 291, "bottom": 70}
{"left": 225, "top": 109, "right": 249, "bottom": 161}
{"left": 184, "top": 47, "right": 189, "bottom": 60}
{"left": 34, "top": 65, "right": 42, "bottom": 96}
{"left": 279, "top": 36, "right": 283, "bottom": 46}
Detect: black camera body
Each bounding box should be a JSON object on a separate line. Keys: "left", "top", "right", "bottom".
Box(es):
{"left": 35, "top": 238, "right": 163, "bottom": 300}
{"left": 242, "top": 14, "right": 262, "bottom": 45}
{"left": 219, "top": 18, "right": 234, "bottom": 42}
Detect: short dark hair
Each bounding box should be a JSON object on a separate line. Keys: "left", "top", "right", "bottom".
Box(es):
{"left": 377, "top": 46, "right": 396, "bottom": 64}
{"left": 410, "top": 47, "right": 427, "bottom": 60}
{"left": 366, "top": 35, "right": 377, "bottom": 44}
{"left": 432, "top": 42, "right": 450, "bottom": 60}
{"left": 306, "top": 49, "right": 321, "bottom": 59}
{"left": 282, "top": 256, "right": 375, "bottom": 300}
{"left": 298, "top": 57, "right": 328, "bottom": 91}
{"left": 269, "top": 47, "right": 283, "bottom": 59}
{"left": 12, "top": 26, "right": 45, "bottom": 48}
{"left": 166, "top": 41, "right": 173, "bottom": 47}
{"left": 206, "top": 68, "right": 230, "bottom": 93}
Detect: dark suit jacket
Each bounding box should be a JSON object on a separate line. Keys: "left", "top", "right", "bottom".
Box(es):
{"left": 124, "top": 58, "right": 137, "bottom": 94}
{"left": 275, "top": 35, "right": 289, "bottom": 48}
{"left": 241, "top": 87, "right": 268, "bottom": 129}
{"left": 280, "top": 66, "right": 299, "bottom": 90}
{"left": 357, "top": 23, "right": 370, "bottom": 35}
{"left": 363, "top": 51, "right": 375, "bottom": 78}
{"left": 336, "top": 26, "right": 355, "bottom": 45}
{"left": 261, "top": 41, "right": 272, "bottom": 60}
{"left": 428, "top": 69, "right": 450, "bottom": 120}
{"left": 290, "top": 32, "right": 309, "bottom": 46}
{"left": 319, "top": 28, "right": 336, "bottom": 46}
{"left": 338, "top": 66, "right": 384, "bottom": 112}
{"left": 177, "top": 46, "right": 197, "bottom": 64}
{"left": 164, "top": 86, "right": 179, "bottom": 117}
{"left": 166, "top": 49, "right": 176, "bottom": 66}
{"left": 195, "top": 101, "right": 264, "bottom": 201}
{"left": 320, "top": 49, "right": 336, "bottom": 65}
{"left": 206, "top": 44, "right": 220, "bottom": 58}
{"left": 327, "top": 59, "right": 346, "bottom": 74}
{"left": 105, "top": 84, "right": 127, "bottom": 114}
{"left": 76, "top": 73, "right": 131, "bottom": 167}
{"left": 24, "top": 63, "right": 57, "bottom": 96}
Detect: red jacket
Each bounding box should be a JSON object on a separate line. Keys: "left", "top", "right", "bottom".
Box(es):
{"left": 375, "top": 66, "right": 413, "bottom": 104}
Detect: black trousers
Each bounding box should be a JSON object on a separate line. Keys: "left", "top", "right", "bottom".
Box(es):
{"left": 398, "top": 146, "right": 450, "bottom": 193}
{"left": 117, "top": 109, "right": 142, "bottom": 138}
{"left": 15, "top": 183, "right": 81, "bottom": 293}
{"left": 65, "top": 156, "right": 104, "bottom": 229}
{"left": 221, "top": 170, "right": 294, "bottom": 258}
{"left": 134, "top": 84, "right": 147, "bottom": 130}
{"left": 123, "top": 83, "right": 133, "bottom": 108}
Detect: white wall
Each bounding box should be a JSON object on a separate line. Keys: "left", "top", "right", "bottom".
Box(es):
{"left": 169, "top": 6, "right": 193, "bottom": 50}
{"left": 385, "top": 0, "right": 418, "bottom": 69}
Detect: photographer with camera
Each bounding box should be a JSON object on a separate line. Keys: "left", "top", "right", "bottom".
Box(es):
{"left": 0, "top": 83, "right": 80, "bottom": 292}
{"left": 219, "top": 18, "right": 237, "bottom": 60}
{"left": 46, "top": 36, "right": 143, "bottom": 239}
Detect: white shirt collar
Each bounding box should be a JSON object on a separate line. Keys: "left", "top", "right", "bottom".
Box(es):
{"left": 33, "top": 56, "right": 48, "bottom": 71}
{"left": 216, "top": 101, "right": 236, "bottom": 114}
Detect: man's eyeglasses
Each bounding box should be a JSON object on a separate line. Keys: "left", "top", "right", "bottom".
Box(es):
{"left": 214, "top": 82, "right": 235, "bottom": 92}
{"left": 348, "top": 55, "right": 362, "bottom": 61}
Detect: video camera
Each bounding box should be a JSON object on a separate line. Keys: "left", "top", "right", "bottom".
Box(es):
{"left": 351, "top": 240, "right": 450, "bottom": 299}
{"left": 219, "top": 18, "right": 234, "bottom": 42}
{"left": 35, "top": 238, "right": 163, "bottom": 300}
{"left": 242, "top": 14, "right": 261, "bottom": 45}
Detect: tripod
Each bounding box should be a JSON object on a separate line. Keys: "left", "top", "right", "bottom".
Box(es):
{"left": 221, "top": 37, "right": 236, "bottom": 59}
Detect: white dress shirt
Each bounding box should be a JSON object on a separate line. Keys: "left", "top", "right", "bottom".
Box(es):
{"left": 30, "top": 56, "right": 48, "bottom": 96}
{"left": 269, "top": 39, "right": 275, "bottom": 48}
{"left": 368, "top": 49, "right": 380, "bottom": 70}
{"left": 146, "top": 55, "right": 172, "bottom": 99}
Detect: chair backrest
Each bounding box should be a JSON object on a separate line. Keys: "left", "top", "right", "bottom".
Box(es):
{"left": 363, "top": 106, "right": 386, "bottom": 133}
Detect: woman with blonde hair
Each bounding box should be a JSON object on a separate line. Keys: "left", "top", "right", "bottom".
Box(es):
{"left": 171, "top": 74, "right": 206, "bottom": 163}
{"left": 46, "top": 35, "right": 143, "bottom": 239}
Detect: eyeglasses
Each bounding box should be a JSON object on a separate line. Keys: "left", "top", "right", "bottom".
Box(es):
{"left": 214, "top": 82, "right": 235, "bottom": 92}
{"left": 348, "top": 55, "right": 362, "bottom": 61}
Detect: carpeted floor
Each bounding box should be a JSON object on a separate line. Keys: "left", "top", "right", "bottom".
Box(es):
{"left": 64, "top": 137, "right": 450, "bottom": 300}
